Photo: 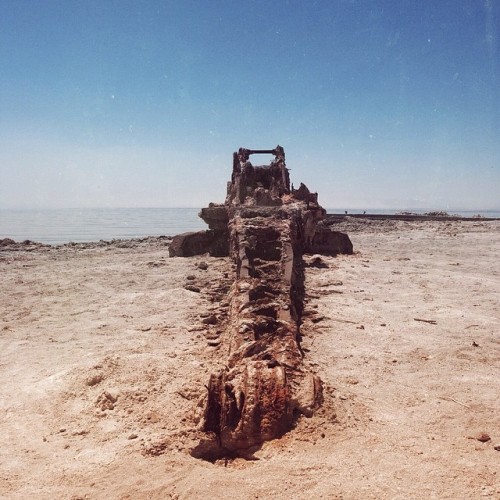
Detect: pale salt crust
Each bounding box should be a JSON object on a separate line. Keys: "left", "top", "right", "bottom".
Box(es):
{"left": 0, "top": 219, "right": 499, "bottom": 499}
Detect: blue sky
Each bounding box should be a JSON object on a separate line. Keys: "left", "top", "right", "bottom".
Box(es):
{"left": 1, "top": 0, "right": 498, "bottom": 210}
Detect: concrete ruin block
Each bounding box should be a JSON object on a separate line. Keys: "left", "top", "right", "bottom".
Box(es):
{"left": 309, "top": 222, "right": 353, "bottom": 256}
{"left": 168, "top": 230, "right": 229, "bottom": 257}
{"left": 199, "top": 204, "right": 229, "bottom": 230}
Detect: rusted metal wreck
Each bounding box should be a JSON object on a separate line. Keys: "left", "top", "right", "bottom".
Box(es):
{"left": 170, "top": 146, "right": 352, "bottom": 457}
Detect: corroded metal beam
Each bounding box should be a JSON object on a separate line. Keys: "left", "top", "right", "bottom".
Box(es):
{"left": 192, "top": 147, "right": 324, "bottom": 458}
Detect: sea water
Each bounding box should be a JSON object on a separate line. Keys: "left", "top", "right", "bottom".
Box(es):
{"left": 1, "top": 207, "right": 499, "bottom": 245}
{"left": 0, "top": 208, "right": 207, "bottom": 245}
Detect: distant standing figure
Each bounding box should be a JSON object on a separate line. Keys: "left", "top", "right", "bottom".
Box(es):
{"left": 363, "top": 210, "right": 366, "bottom": 214}
{"left": 345, "top": 210, "right": 348, "bottom": 215}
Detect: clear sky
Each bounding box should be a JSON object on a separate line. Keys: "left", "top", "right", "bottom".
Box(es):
{"left": 1, "top": 0, "right": 498, "bottom": 210}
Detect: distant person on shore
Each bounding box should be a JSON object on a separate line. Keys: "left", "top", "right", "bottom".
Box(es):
{"left": 345, "top": 210, "right": 348, "bottom": 215}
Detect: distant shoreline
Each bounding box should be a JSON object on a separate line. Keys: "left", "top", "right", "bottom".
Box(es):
{"left": 326, "top": 213, "right": 500, "bottom": 222}
{"left": 2, "top": 217, "right": 499, "bottom": 250}
{"left": 2, "top": 208, "right": 499, "bottom": 245}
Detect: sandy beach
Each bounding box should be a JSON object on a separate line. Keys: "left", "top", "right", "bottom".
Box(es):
{"left": 1, "top": 218, "right": 499, "bottom": 499}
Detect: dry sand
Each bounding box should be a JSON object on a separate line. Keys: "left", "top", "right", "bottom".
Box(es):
{"left": 1, "top": 219, "right": 499, "bottom": 499}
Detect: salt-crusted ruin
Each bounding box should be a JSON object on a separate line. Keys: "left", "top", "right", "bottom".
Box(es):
{"left": 171, "top": 146, "right": 352, "bottom": 457}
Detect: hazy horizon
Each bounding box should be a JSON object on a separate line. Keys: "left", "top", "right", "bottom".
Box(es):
{"left": 1, "top": 204, "right": 499, "bottom": 213}
{"left": 1, "top": 1, "right": 498, "bottom": 211}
